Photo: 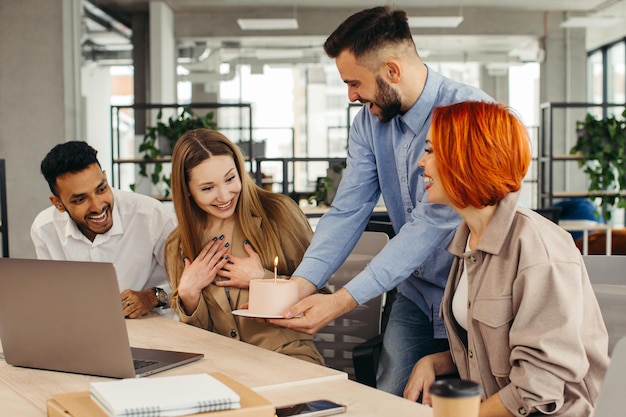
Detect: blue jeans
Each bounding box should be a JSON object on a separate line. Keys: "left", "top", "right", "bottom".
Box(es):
{"left": 375, "top": 293, "right": 450, "bottom": 397}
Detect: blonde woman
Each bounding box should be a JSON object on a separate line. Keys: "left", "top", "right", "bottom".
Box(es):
{"left": 165, "top": 128, "right": 324, "bottom": 365}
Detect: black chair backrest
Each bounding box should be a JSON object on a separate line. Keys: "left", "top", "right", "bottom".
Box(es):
{"left": 533, "top": 207, "right": 561, "bottom": 224}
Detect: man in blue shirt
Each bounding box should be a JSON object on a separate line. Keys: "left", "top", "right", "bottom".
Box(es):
{"left": 270, "top": 6, "right": 493, "bottom": 397}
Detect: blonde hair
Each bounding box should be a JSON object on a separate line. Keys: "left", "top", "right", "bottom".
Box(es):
{"left": 165, "top": 129, "right": 312, "bottom": 296}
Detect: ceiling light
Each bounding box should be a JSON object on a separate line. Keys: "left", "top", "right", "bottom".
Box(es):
{"left": 237, "top": 18, "right": 298, "bottom": 31}
{"left": 408, "top": 16, "right": 464, "bottom": 28}
{"left": 560, "top": 16, "right": 621, "bottom": 28}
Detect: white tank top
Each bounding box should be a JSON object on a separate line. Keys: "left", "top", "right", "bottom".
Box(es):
{"left": 452, "top": 236, "right": 471, "bottom": 330}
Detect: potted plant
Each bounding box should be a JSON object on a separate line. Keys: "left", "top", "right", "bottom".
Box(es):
{"left": 135, "top": 107, "right": 217, "bottom": 197}
{"left": 308, "top": 176, "right": 334, "bottom": 206}
{"left": 570, "top": 109, "right": 626, "bottom": 221}
{"left": 324, "top": 160, "right": 346, "bottom": 204}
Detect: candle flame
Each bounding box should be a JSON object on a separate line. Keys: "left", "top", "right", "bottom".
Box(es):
{"left": 273, "top": 256, "right": 278, "bottom": 267}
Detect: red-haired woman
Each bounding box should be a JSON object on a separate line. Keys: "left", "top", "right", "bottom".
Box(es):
{"left": 405, "top": 101, "right": 609, "bottom": 416}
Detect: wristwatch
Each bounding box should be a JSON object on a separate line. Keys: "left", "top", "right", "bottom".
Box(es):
{"left": 153, "top": 287, "right": 168, "bottom": 308}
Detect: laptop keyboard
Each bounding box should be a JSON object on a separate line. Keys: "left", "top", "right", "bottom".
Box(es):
{"left": 133, "top": 358, "right": 159, "bottom": 370}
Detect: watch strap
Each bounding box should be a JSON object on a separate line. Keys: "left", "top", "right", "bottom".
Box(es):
{"left": 153, "top": 287, "right": 168, "bottom": 308}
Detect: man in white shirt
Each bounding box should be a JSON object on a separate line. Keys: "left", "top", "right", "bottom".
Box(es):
{"left": 30, "top": 141, "right": 176, "bottom": 318}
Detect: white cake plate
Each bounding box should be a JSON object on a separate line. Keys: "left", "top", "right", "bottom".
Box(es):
{"left": 232, "top": 309, "right": 285, "bottom": 319}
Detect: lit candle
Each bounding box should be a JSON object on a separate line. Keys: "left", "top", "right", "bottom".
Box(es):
{"left": 273, "top": 256, "right": 278, "bottom": 284}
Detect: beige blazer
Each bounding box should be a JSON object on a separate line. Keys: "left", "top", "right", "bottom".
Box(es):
{"left": 443, "top": 191, "right": 609, "bottom": 416}
{"left": 165, "top": 217, "right": 324, "bottom": 366}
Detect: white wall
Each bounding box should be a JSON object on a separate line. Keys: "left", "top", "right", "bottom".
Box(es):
{"left": 0, "top": 0, "right": 81, "bottom": 258}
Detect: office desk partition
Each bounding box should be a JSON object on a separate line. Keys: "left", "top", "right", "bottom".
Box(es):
{"left": 0, "top": 314, "right": 431, "bottom": 416}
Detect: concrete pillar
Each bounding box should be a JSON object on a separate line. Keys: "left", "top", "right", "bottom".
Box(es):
{"left": 480, "top": 65, "right": 510, "bottom": 104}
{"left": 540, "top": 12, "right": 587, "bottom": 104}
{"left": 131, "top": 1, "right": 177, "bottom": 195}
{"left": 539, "top": 11, "right": 588, "bottom": 202}
{"left": 149, "top": 1, "right": 176, "bottom": 104}
{"left": 131, "top": 11, "right": 149, "bottom": 133}
{"left": 191, "top": 84, "right": 219, "bottom": 103}
{"left": 190, "top": 85, "right": 220, "bottom": 141}
{"left": 0, "top": 0, "right": 82, "bottom": 258}
{"left": 82, "top": 66, "right": 113, "bottom": 176}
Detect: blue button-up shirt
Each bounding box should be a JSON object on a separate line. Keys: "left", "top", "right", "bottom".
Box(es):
{"left": 294, "top": 66, "right": 493, "bottom": 337}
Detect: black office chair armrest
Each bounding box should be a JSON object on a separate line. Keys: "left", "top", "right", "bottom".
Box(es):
{"left": 352, "top": 334, "right": 384, "bottom": 388}
{"left": 365, "top": 220, "right": 395, "bottom": 238}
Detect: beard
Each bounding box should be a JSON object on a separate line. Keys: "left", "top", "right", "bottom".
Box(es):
{"left": 374, "top": 75, "right": 403, "bottom": 123}
{"left": 65, "top": 204, "right": 114, "bottom": 240}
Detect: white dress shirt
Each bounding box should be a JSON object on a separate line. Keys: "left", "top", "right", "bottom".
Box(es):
{"left": 30, "top": 189, "right": 176, "bottom": 296}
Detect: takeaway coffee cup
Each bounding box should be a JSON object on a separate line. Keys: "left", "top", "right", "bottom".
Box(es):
{"left": 429, "top": 378, "right": 483, "bottom": 417}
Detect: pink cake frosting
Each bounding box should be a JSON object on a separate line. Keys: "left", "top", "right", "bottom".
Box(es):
{"left": 248, "top": 279, "right": 299, "bottom": 316}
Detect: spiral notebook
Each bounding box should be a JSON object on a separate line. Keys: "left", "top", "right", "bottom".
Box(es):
{"left": 90, "top": 373, "right": 241, "bottom": 417}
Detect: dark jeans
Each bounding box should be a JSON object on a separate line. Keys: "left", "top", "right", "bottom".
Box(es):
{"left": 375, "top": 293, "right": 450, "bottom": 397}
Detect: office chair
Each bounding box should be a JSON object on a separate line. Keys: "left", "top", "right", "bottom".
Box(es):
{"left": 313, "top": 231, "right": 389, "bottom": 381}
{"left": 582, "top": 255, "right": 626, "bottom": 355}
{"left": 594, "top": 337, "right": 626, "bottom": 417}
{"left": 349, "top": 218, "right": 397, "bottom": 387}
{"left": 576, "top": 230, "right": 626, "bottom": 255}
{"left": 532, "top": 207, "right": 561, "bottom": 224}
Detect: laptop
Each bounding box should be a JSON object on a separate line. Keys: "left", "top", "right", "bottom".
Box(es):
{"left": 0, "top": 258, "right": 203, "bottom": 378}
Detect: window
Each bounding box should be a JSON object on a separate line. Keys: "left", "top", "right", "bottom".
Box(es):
{"left": 587, "top": 39, "right": 625, "bottom": 118}
{"left": 607, "top": 42, "right": 625, "bottom": 116}
{"left": 587, "top": 50, "right": 604, "bottom": 106}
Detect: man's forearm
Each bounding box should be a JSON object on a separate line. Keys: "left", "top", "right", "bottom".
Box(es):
{"left": 334, "top": 287, "right": 359, "bottom": 315}
{"left": 291, "top": 276, "right": 318, "bottom": 298}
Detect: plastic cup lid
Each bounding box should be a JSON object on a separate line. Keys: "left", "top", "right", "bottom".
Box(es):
{"left": 429, "top": 379, "right": 483, "bottom": 398}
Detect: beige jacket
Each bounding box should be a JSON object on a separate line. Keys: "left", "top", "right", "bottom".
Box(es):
{"left": 165, "top": 217, "right": 324, "bottom": 366}
{"left": 443, "top": 191, "right": 610, "bottom": 416}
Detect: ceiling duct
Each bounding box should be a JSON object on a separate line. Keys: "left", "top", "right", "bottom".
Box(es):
{"left": 177, "top": 54, "right": 322, "bottom": 86}
{"left": 82, "top": 0, "right": 133, "bottom": 65}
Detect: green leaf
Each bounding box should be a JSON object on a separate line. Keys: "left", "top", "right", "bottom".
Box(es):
{"left": 136, "top": 106, "right": 217, "bottom": 196}
{"left": 571, "top": 109, "right": 626, "bottom": 221}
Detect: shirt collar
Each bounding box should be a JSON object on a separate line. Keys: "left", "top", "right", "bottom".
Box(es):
{"left": 448, "top": 191, "right": 521, "bottom": 257}
{"left": 397, "top": 65, "right": 441, "bottom": 136}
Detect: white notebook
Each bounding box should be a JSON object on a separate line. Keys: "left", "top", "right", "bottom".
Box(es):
{"left": 90, "top": 373, "right": 241, "bottom": 417}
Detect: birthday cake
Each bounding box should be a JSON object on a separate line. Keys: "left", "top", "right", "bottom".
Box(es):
{"left": 248, "top": 278, "right": 299, "bottom": 316}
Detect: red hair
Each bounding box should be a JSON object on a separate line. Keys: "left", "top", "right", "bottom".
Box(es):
{"left": 430, "top": 101, "right": 531, "bottom": 208}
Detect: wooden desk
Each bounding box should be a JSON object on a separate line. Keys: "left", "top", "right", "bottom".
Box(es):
{"left": 0, "top": 380, "right": 42, "bottom": 417}
{"left": 258, "top": 378, "right": 433, "bottom": 417}
{"left": 0, "top": 315, "right": 431, "bottom": 416}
